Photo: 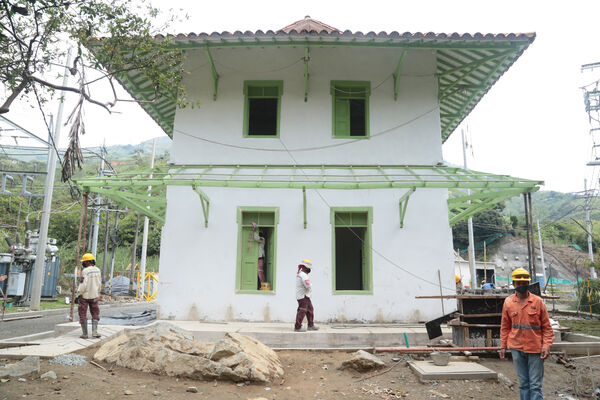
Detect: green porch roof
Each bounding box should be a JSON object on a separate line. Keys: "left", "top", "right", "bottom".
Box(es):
{"left": 75, "top": 164, "right": 542, "bottom": 226}
{"left": 99, "top": 27, "right": 534, "bottom": 142}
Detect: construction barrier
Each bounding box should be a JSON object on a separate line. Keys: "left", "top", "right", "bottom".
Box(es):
{"left": 136, "top": 271, "right": 158, "bottom": 301}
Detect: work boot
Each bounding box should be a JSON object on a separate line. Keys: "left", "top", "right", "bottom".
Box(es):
{"left": 307, "top": 325, "right": 319, "bottom": 331}
{"left": 79, "top": 322, "right": 88, "bottom": 339}
{"left": 91, "top": 320, "right": 101, "bottom": 338}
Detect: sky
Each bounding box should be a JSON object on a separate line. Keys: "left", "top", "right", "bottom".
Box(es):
{"left": 2, "top": 0, "right": 600, "bottom": 193}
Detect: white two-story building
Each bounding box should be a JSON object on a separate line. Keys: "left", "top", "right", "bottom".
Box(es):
{"left": 80, "top": 17, "right": 542, "bottom": 323}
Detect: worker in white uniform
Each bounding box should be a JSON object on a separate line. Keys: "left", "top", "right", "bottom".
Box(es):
{"left": 76, "top": 253, "right": 102, "bottom": 339}
{"left": 294, "top": 259, "right": 319, "bottom": 332}
{"left": 252, "top": 222, "right": 266, "bottom": 284}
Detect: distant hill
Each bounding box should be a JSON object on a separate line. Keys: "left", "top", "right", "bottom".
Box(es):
{"left": 504, "top": 190, "right": 600, "bottom": 222}
{"left": 3, "top": 135, "right": 171, "bottom": 162}
{"left": 104, "top": 136, "right": 171, "bottom": 160}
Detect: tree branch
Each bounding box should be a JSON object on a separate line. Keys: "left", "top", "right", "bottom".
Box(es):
{"left": 29, "top": 75, "right": 112, "bottom": 113}
{"left": 0, "top": 79, "right": 28, "bottom": 113}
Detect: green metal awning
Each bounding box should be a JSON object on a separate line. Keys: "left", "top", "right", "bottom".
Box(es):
{"left": 95, "top": 30, "right": 534, "bottom": 142}
{"left": 75, "top": 164, "right": 542, "bottom": 227}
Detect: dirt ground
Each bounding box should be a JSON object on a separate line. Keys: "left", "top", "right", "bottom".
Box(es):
{"left": 1, "top": 347, "right": 599, "bottom": 400}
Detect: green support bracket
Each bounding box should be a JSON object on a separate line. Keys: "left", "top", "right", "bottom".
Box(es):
{"left": 302, "top": 186, "right": 307, "bottom": 229}
{"left": 205, "top": 46, "right": 219, "bottom": 101}
{"left": 193, "top": 185, "right": 210, "bottom": 227}
{"left": 304, "top": 47, "right": 310, "bottom": 102}
{"left": 398, "top": 187, "right": 415, "bottom": 228}
{"left": 393, "top": 50, "right": 407, "bottom": 101}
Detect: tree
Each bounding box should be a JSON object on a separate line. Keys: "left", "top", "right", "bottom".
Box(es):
{"left": 452, "top": 203, "right": 512, "bottom": 251}
{"left": 0, "top": 0, "right": 185, "bottom": 180}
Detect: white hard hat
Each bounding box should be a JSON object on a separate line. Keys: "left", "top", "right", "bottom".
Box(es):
{"left": 299, "top": 259, "right": 313, "bottom": 269}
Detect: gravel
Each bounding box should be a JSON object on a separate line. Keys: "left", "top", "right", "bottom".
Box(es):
{"left": 49, "top": 354, "right": 87, "bottom": 366}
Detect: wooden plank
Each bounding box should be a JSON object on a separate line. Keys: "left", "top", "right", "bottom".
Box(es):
{"left": 1, "top": 315, "right": 43, "bottom": 322}
{"left": 0, "top": 342, "right": 40, "bottom": 349}
{"left": 455, "top": 313, "right": 502, "bottom": 318}
{"left": 448, "top": 321, "right": 501, "bottom": 328}
{"left": 464, "top": 327, "right": 470, "bottom": 347}
{"left": 486, "top": 329, "right": 492, "bottom": 347}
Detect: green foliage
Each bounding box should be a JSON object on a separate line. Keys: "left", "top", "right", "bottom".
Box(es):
{"left": 575, "top": 279, "right": 600, "bottom": 314}
{"left": 452, "top": 203, "right": 512, "bottom": 250}
{"left": 0, "top": 0, "right": 186, "bottom": 114}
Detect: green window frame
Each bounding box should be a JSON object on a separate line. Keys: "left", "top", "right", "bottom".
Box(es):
{"left": 330, "top": 207, "right": 373, "bottom": 294}
{"left": 330, "top": 81, "right": 370, "bottom": 138}
{"left": 243, "top": 81, "right": 283, "bottom": 137}
{"left": 235, "top": 206, "right": 279, "bottom": 294}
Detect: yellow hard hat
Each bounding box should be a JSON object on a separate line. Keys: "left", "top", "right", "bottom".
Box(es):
{"left": 299, "top": 259, "right": 313, "bottom": 269}
{"left": 455, "top": 275, "right": 461, "bottom": 283}
{"left": 511, "top": 267, "right": 531, "bottom": 282}
{"left": 81, "top": 253, "right": 95, "bottom": 262}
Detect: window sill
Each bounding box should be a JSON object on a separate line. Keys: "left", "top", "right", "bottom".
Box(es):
{"left": 236, "top": 289, "right": 276, "bottom": 295}
{"left": 332, "top": 135, "right": 369, "bottom": 139}
{"left": 333, "top": 290, "right": 373, "bottom": 295}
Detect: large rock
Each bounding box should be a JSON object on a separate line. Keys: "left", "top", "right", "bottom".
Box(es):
{"left": 339, "top": 350, "right": 386, "bottom": 372}
{"left": 93, "top": 322, "right": 283, "bottom": 382}
{"left": 0, "top": 356, "right": 40, "bottom": 378}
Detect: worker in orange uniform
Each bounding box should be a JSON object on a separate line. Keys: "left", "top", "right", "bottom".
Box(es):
{"left": 500, "top": 267, "right": 554, "bottom": 400}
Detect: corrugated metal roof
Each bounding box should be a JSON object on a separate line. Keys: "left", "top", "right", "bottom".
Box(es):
{"left": 96, "top": 19, "right": 534, "bottom": 141}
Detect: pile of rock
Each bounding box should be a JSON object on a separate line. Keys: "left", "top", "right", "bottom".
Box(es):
{"left": 94, "top": 322, "right": 283, "bottom": 383}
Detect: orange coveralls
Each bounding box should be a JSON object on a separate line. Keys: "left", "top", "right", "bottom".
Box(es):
{"left": 500, "top": 292, "right": 554, "bottom": 353}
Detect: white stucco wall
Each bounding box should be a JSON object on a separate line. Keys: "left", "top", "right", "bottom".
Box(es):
{"left": 157, "top": 45, "right": 456, "bottom": 322}
{"left": 157, "top": 185, "right": 455, "bottom": 322}
{"left": 170, "top": 46, "right": 441, "bottom": 165}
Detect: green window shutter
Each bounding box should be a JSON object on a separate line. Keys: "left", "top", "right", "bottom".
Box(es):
{"left": 240, "top": 227, "right": 259, "bottom": 290}
{"left": 334, "top": 99, "right": 350, "bottom": 137}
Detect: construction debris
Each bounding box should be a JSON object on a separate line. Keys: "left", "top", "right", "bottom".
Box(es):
{"left": 40, "top": 371, "right": 57, "bottom": 380}
{"left": 0, "top": 356, "right": 40, "bottom": 377}
{"left": 93, "top": 322, "right": 284, "bottom": 383}
{"left": 49, "top": 354, "right": 87, "bottom": 366}
{"left": 339, "top": 350, "right": 386, "bottom": 372}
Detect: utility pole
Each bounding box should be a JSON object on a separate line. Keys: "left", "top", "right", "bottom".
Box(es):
{"left": 30, "top": 49, "right": 72, "bottom": 310}
{"left": 138, "top": 138, "right": 156, "bottom": 299}
{"left": 461, "top": 127, "right": 476, "bottom": 288}
{"left": 584, "top": 179, "right": 598, "bottom": 279}
{"left": 90, "top": 141, "right": 105, "bottom": 257}
{"left": 131, "top": 214, "right": 140, "bottom": 287}
{"left": 102, "top": 206, "right": 110, "bottom": 282}
{"left": 537, "top": 220, "right": 547, "bottom": 289}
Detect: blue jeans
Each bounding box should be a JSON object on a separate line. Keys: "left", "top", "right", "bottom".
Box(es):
{"left": 511, "top": 349, "right": 544, "bottom": 400}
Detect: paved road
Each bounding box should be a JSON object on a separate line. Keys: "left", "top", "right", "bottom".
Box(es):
{"left": 0, "top": 302, "right": 157, "bottom": 340}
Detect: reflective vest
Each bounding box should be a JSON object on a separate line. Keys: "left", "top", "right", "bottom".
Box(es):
{"left": 500, "top": 292, "right": 554, "bottom": 353}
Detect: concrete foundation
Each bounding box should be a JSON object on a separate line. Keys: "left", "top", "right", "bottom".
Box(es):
{"left": 408, "top": 360, "right": 498, "bottom": 381}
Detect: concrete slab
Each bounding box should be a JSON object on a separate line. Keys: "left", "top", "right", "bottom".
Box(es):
{"left": 408, "top": 360, "right": 497, "bottom": 381}
{"left": 0, "top": 320, "right": 452, "bottom": 359}
{"left": 0, "top": 325, "right": 127, "bottom": 359}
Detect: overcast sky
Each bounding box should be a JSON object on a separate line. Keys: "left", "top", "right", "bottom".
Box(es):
{"left": 2, "top": 0, "right": 600, "bottom": 194}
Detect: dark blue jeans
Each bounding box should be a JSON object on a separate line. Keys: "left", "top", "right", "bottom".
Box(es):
{"left": 511, "top": 349, "right": 544, "bottom": 400}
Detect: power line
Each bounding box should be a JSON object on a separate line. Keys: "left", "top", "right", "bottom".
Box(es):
{"left": 174, "top": 106, "right": 439, "bottom": 152}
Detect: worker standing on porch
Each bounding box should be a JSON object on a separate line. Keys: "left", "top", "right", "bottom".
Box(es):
{"left": 77, "top": 253, "right": 102, "bottom": 339}
{"left": 500, "top": 267, "right": 554, "bottom": 400}
{"left": 294, "top": 259, "right": 319, "bottom": 332}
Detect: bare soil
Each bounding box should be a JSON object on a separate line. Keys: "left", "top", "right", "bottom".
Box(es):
{"left": 1, "top": 347, "right": 598, "bottom": 400}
